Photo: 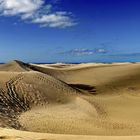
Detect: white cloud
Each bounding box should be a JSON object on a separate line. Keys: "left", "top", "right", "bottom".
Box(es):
{"left": 0, "top": 0, "right": 43, "bottom": 15}
{"left": 60, "top": 48, "right": 108, "bottom": 56}
{"left": 32, "top": 12, "right": 76, "bottom": 28}
{"left": 0, "top": 0, "right": 76, "bottom": 28}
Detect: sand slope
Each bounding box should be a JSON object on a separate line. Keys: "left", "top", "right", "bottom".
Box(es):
{"left": 0, "top": 61, "right": 140, "bottom": 139}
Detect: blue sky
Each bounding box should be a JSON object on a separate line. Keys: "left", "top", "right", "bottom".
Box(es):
{"left": 0, "top": 0, "right": 140, "bottom": 63}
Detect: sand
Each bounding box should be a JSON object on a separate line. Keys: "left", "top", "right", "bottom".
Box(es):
{"left": 0, "top": 60, "right": 140, "bottom": 139}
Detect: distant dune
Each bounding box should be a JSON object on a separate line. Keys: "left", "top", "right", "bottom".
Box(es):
{"left": 1, "top": 60, "right": 140, "bottom": 139}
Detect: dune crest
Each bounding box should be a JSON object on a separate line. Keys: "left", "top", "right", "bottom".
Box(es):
{"left": 0, "top": 60, "right": 31, "bottom": 72}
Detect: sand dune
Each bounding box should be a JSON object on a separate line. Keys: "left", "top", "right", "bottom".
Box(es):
{"left": 0, "top": 60, "right": 32, "bottom": 72}
{"left": 1, "top": 60, "right": 140, "bottom": 139}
